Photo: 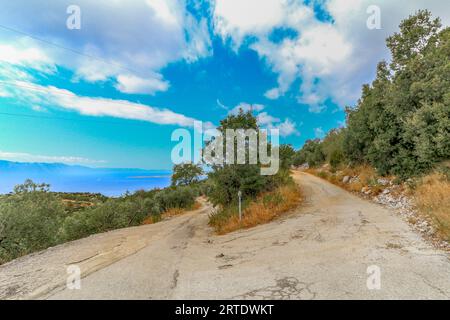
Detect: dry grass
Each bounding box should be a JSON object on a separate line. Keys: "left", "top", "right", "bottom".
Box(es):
{"left": 210, "top": 184, "right": 303, "bottom": 235}
{"left": 142, "top": 215, "right": 160, "bottom": 225}
{"left": 306, "top": 165, "right": 384, "bottom": 195}
{"left": 414, "top": 173, "right": 450, "bottom": 241}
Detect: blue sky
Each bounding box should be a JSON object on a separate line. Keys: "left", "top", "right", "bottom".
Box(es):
{"left": 0, "top": 0, "right": 449, "bottom": 170}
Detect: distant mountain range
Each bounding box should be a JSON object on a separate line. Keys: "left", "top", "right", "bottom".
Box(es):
{"left": 0, "top": 160, "right": 172, "bottom": 196}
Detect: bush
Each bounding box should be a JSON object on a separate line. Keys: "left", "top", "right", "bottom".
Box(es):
{"left": 343, "top": 12, "right": 450, "bottom": 178}
{"left": 209, "top": 184, "right": 302, "bottom": 234}
{"left": 60, "top": 197, "right": 154, "bottom": 241}
{"left": 208, "top": 164, "right": 269, "bottom": 207}
{"left": 0, "top": 179, "right": 200, "bottom": 264}
{"left": 0, "top": 180, "right": 66, "bottom": 263}
{"left": 293, "top": 139, "right": 325, "bottom": 167}
{"left": 329, "top": 149, "right": 345, "bottom": 171}
{"left": 153, "top": 186, "right": 196, "bottom": 212}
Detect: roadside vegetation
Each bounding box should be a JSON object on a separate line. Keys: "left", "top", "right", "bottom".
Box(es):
{"left": 4, "top": 10, "right": 446, "bottom": 264}
{"left": 294, "top": 11, "right": 450, "bottom": 243}
{"left": 0, "top": 178, "right": 203, "bottom": 264}
{"left": 207, "top": 110, "right": 303, "bottom": 234}
{"left": 209, "top": 183, "right": 301, "bottom": 234}
{"left": 415, "top": 170, "right": 450, "bottom": 241}
{"left": 0, "top": 111, "right": 303, "bottom": 263}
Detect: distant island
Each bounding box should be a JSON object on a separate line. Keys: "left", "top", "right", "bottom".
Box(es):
{"left": 0, "top": 160, "right": 171, "bottom": 196}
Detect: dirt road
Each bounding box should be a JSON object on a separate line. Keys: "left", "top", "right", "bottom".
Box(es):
{"left": 1, "top": 172, "right": 449, "bottom": 299}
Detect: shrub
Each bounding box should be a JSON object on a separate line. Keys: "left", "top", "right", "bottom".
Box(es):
{"left": 342, "top": 12, "right": 450, "bottom": 178}
{"left": 60, "top": 197, "right": 153, "bottom": 241}
{"left": 293, "top": 139, "right": 325, "bottom": 167}
{"left": 153, "top": 186, "right": 196, "bottom": 211}
{"left": 329, "top": 149, "right": 345, "bottom": 171}
{"left": 0, "top": 180, "right": 66, "bottom": 263}
{"left": 209, "top": 184, "right": 302, "bottom": 234}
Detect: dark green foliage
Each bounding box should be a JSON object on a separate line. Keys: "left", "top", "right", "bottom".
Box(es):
{"left": 55, "top": 192, "right": 108, "bottom": 203}
{"left": 344, "top": 10, "right": 450, "bottom": 178}
{"left": 321, "top": 128, "right": 347, "bottom": 170}
{"left": 293, "top": 139, "right": 325, "bottom": 167}
{"left": 206, "top": 109, "right": 289, "bottom": 207}
{"left": 60, "top": 197, "right": 153, "bottom": 241}
{"left": 278, "top": 144, "right": 296, "bottom": 170}
{"left": 0, "top": 179, "right": 198, "bottom": 264}
{"left": 207, "top": 109, "right": 267, "bottom": 206}
{"left": 301, "top": 11, "right": 450, "bottom": 179}
{"left": 329, "top": 149, "right": 345, "bottom": 171}
{"left": 208, "top": 164, "right": 269, "bottom": 206}
{"left": 171, "top": 163, "right": 203, "bottom": 186}
{"left": 61, "top": 184, "right": 197, "bottom": 242}
{"left": 153, "top": 186, "right": 196, "bottom": 212}
{"left": 0, "top": 180, "right": 66, "bottom": 263}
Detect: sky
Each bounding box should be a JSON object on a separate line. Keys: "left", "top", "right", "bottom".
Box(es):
{"left": 0, "top": 0, "right": 449, "bottom": 170}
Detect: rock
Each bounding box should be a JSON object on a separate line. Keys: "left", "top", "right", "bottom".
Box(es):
{"left": 299, "top": 163, "right": 309, "bottom": 170}
{"left": 361, "top": 186, "right": 372, "bottom": 195}
{"left": 350, "top": 176, "right": 360, "bottom": 184}
{"left": 342, "top": 176, "right": 350, "bottom": 184}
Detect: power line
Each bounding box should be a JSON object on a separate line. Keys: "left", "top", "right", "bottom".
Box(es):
{"left": 0, "top": 80, "right": 186, "bottom": 127}
{"left": 0, "top": 80, "right": 79, "bottom": 99}
{"left": 0, "top": 24, "right": 184, "bottom": 127}
{"left": 0, "top": 80, "right": 153, "bottom": 110}
{"left": 0, "top": 23, "right": 148, "bottom": 77}
{"left": 0, "top": 111, "right": 154, "bottom": 126}
{"left": 0, "top": 81, "right": 154, "bottom": 126}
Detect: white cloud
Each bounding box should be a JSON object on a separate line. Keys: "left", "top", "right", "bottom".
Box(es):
{"left": 216, "top": 99, "right": 229, "bottom": 110}
{"left": 229, "top": 102, "right": 265, "bottom": 115}
{"left": 0, "top": 87, "right": 11, "bottom": 98}
{"left": 0, "top": 150, "right": 105, "bottom": 165}
{"left": 146, "top": 0, "right": 181, "bottom": 26}
{"left": 214, "top": 0, "right": 286, "bottom": 47}
{"left": 6, "top": 81, "right": 202, "bottom": 127}
{"left": 214, "top": 0, "right": 450, "bottom": 111}
{"left": 0, "top": 43, "right": 54, "bottom": 72}
{"left": 0, "top": 42, "right": 56, "bottom": 83}
{"left": 257, "top": 111, "right": 280, "bottom": 126}
{"left": 0, "top": 0, "right": 212, "bottom": 95}
{"left": 115, "top": 74, "right": 169, "bottom": 95}
{"left": 31, "top": 105, "right": 46, "bottom": 112}
{"left": 257, "top": 111, "right": 298, "bottom": 137}
{"left": 228, "top": 102, "right": 298, "bottom": 137}
{"left": 275, "top": 118, "right": 298, "bottom": 137}
{"left": 314, "top": 127, "right": 325, "bottom": 139}
{"left": 264, "top": 88, "right": 281, "bottom": 100}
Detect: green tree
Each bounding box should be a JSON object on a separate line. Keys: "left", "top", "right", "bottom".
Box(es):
{"left": 293, "top": 139, "right": 325, "bottom": 167}
{"left": 0, "top": 180, "right": 65, "bottom": 263}
{"left": 278, "top": 144, "right": 296, "bottom": 170}
{"left": 171, "top": 163, "right": 203, "bottom": 186}
{"left": 344, "top": 10, "right": 450, "bottom": 178}
{"left": 207, "top": 109, "right": 270, "bottom": 206}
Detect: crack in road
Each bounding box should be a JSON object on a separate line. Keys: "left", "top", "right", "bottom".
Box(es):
{"left": 235, "top": 277, "right": 317, "bottom": 300}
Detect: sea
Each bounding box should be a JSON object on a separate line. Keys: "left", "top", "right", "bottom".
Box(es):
{"left": 0, "top": 161, "right": 172, "bottom": 197}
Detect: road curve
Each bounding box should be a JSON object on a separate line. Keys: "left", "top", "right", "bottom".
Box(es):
{"left": 1, "top": 172, "right": 449, "bottom": 299}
